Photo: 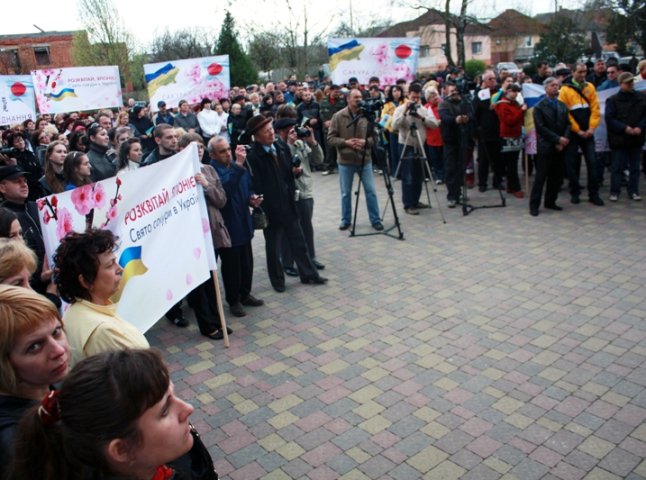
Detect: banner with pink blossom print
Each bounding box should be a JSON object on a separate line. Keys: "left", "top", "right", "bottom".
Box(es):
{"left": 37, "top": 144, "right": 216, "bottom": 333}
{"left": 31, "top": 66, "right": 122, "bottom": 115}
{"left": 327, "top": 38, "right": 420, "bottom": 86}
{"left": 144, "top": 55, "right": 230, "bottom": 111}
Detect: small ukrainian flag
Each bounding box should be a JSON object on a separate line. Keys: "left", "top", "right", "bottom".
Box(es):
{"left": 112, "top": 246, "right": 148, "bottom": 302}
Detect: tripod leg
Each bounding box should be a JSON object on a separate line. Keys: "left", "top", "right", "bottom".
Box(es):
{"left": 350, "top": 166, "right": 363, "bottom": 236}
{"left": 414, "top": 128, "right": 447, "bottom": 223}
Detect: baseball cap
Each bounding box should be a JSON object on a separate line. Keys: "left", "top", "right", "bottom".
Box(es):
{"left": 0, "top": 165, "right": 28, "bottom": 182}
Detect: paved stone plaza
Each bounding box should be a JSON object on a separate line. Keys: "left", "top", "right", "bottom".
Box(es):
{"left": 148, "top": 171, "right": 646, "bottom": 480}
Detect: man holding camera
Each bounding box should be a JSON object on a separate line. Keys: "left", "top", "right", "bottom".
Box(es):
{"left": 327, "top": 89, "right": 383, "bottom": 231}
{"left": 274, "top": 109, "right": 325, "bottom": 275}
{"left": 391, "top": 83, "right": 439, "bottom": 215}
{"left": 245, "top": 114, "right": 327, "bottom": 292}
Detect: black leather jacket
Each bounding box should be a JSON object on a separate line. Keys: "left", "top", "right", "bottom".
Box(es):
{"left": 533, "top": 96, "right": 570, "bottom": 153}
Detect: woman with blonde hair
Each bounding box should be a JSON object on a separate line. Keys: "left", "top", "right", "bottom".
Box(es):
{"left": 0, "top": 239, "right": 37, "bottom": 288}
{"left": 0, "top": 285, "right": 69, "bottom": 479}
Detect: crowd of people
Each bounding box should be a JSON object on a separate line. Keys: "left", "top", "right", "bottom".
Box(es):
{"left": 0, "top": 56, "right": 645, "bottom": 479}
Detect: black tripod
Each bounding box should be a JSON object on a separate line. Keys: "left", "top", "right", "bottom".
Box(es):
{"left": 391, "top": 122, "right": 446, "bottom": 223}
{"left": 348, "top": 112, "right": 404, "bottom": 240}
{"left": 457, "top": 94, "right": 506, "bottom": 216}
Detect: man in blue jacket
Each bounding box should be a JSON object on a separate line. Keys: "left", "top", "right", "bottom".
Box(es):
{"left": 209, "top": 136, "right": 264, "bottom": 317}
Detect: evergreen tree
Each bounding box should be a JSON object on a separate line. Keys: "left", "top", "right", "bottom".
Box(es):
{"left": 534, "top": 15, "right": 586, "bottom": 65}
{"left": 215, "top": 11, "right": 258, "bottom": 86}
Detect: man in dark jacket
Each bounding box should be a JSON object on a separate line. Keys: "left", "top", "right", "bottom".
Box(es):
{"left": 209, "top": 136, "right": 265, "bottom": 316}
{"left": 605, "top": 72, "right": 646, "bottom": 201}
{"left": 140, "top": 124, "right": 178, "bottom": 167}
{"left": 440, "top": 83, "right": 472, "bottom": 207}
{"left": 473, "top": 71, "right": 503, "bottom": 191}
{"left": 319, "top": 86, "right": 346, "bottom": 174}
{"left": 0, "top": 165, "right": 47, "bottom": 292}
{"left": 529, "top": 77, "right": 571, "bottom": 216}
{"left": 245, "top": 115, "right": 327, "bottom": 292}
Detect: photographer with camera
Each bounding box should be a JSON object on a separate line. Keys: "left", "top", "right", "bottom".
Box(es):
{"left": 327, "top": 89, "right": 383, "bottom": 231}
{"left": 245, "top": 114, "right": 327, "bottom": 292}
{"left": 440, "top": 83, "right": 473, "bottom": 208}
{"left": 274, "top": 106, "right": 325, "bottom": 276}
{"left": 392, "top": 83, "right": 439, "bottom": 215}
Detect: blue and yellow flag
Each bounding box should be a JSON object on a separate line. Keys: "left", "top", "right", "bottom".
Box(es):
{"left": 112, "top": 246, "right": 148, "bottom": 303}
{"left": 145, "top": 63, "right": 180, "bottom": 98}
{"left": 48, "top": 88, "right": 77, "bottom": 101}
{"left": 328, "top": 40, "right": 364, "bottom": 71}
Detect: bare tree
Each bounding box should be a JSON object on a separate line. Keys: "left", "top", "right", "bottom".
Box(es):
{"left": 72, "top": 0, "right": 135, "bottom": 87}
{"left": 412, "top": 0, "right": 478, "bottom": 67}
{"left": 148, "top": 28, "right": 213, "bottom": 63}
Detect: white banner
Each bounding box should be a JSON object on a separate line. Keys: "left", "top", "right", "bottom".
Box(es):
{"left": 0, "top": 75, "right": 37, "bottom": 126}
{"left": 327, "top": 37, "right": 420, "bottom": 86}
{"left": 36, "top": 144, "right": 215, "bottom": 333}
{"left": 144, "top": 55, "right": 231, "bottom": 110}
{"left": 31, "top": 66, "right": 122, "bottom": 114}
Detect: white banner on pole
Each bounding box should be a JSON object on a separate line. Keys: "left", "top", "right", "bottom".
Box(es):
{"left": 31, "top": 66, "right": 122, "bottom": 114}
{"left": 0, "top": 75, "right": 37, "bottom": 126}
{"left": 37, "top": 144, "right": 215, "bottom": 333}
{"left": 327, "top": 37, "right": 420, "bottom": 86}
{"left": 144, "top": 55, "right": 231, "bottom": 110}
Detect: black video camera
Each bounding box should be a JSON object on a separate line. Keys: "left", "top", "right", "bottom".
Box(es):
{"left": 455, "top": 76, "right": 477, "bottom": 95}
{"left": 295, "top": 127, "right": 311, "bottom": 138}
{"left": 291, "top": 155, "right": 301, "bottom": 168}
{"left": 406, "top": 102, "right": 420, "bottom": 115}
{"left": 359, "top": 98, "right": 384, "bottom": 113}
{"left": 0, "top": 147, "right": 18, "bottom": 157}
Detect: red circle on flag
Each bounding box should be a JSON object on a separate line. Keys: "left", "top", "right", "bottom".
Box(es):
{"left": 207, "top": 63, "right": 222, "bottom": 76}
{"left": 395, "top": 45, "right": 412, "bottom": 59}
{"left": 10, "top": 82, "right": 26, "bottom": 97}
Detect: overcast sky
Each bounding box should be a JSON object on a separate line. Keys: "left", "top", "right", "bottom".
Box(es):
{"left": 6, "top": 0, "right": 583, "bottom": 48}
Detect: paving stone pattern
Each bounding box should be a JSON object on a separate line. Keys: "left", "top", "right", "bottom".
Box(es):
{"left": 147, "top": 171, "right": 646, "bottom": 479}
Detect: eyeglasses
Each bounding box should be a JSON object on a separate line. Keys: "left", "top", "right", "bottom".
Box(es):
{"left": 216, "top": 149, "right": 229, "bottom": 154}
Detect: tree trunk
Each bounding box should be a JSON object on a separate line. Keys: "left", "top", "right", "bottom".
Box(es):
{"left": 457, "top": 0, "right": 468, "bottom": 67}
{"left": 444, "top": 0, "right": 455, "bottom": 67}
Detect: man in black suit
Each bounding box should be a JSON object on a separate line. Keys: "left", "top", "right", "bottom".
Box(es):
{"left": 245, "top": 115, "right": 327, "bottom": 292}
{"left": 529, "top": 77, "right": 571, "bottom": 216}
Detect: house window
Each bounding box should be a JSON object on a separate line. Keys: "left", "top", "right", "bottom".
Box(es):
{"left": 524, "top": 36, "right": 532, "bottom": 47}
{"left": 472, "top": 42, "right": 482, "bottom": 55}
{"left": 34, "top": 46, "right": 50, "bottom": 66}
{"left": 0, "top": 48, "right": 20, "bottom": 72}
{"left": 420, "top": 46, "right": 430, "bottom": 57}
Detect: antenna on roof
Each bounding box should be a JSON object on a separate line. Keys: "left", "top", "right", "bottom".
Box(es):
{"left": 33, "top": 24, "right": 45, "bottom": 33}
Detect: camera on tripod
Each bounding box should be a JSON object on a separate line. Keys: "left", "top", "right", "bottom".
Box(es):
{"left": 358, "top": 98, "right": 383, "bottom": 114}
{"left": 406, "top": 102, "right": 420, "bottom": 116}
{"left": 455, "top": 76, "right": 477, "bottom": 95}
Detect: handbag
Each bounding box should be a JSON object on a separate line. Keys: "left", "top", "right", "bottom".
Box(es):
{"left": 252, "top": 206, "right": 268, "bottom": 230}
{"left": 167, "top": 423, "right": 218, "bottom": 480}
